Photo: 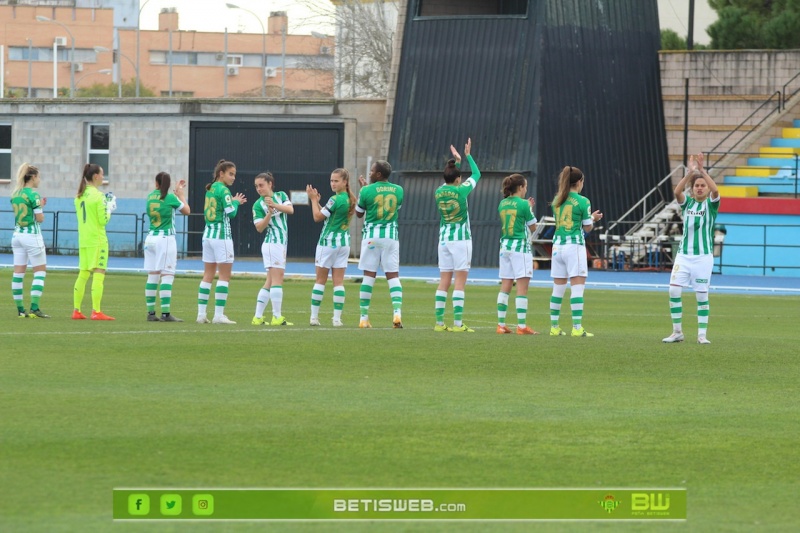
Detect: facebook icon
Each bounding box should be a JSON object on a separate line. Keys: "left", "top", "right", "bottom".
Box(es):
{"left": 128, "top": 494, "right": 150, "bottom": 515}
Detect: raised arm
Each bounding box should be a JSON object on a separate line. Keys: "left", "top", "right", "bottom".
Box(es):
{"left": 674, "top": 155, "right": 697, "bottom": 204}
{"left": 306, "top": 185, "right": 326, "bottom": 223}
{"left": 696, "top": 153, "right": 719, "bottom": 200}
{"left": 174, "top": 179, "right": 190, "bottom": 215}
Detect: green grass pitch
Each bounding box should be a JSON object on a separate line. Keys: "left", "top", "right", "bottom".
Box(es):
{"left": 1, "top": 271, "right": 798, "bottom": 532}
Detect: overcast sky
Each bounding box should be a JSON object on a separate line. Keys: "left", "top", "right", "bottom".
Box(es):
{"left": 140, "top": 0, "right": 717, "bottom": 44}
{"left": 657, "top": 0, "right": 717, "bottom": 44}
{"left": 139, "top": 0, "right": 335, "bottom": 36}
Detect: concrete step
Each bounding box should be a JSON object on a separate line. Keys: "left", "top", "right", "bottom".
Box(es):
{"left": 717, "top": 185, "right": 758, "bottom": 197}
{"left": 782, "top": 127, "right": 800, "bottom": 138}
{"left": 746, "top": 157, "right": 799, "bottom": 167}
{"left": 736, "top": 167, "right": 776, "bottom": 176}
{"left": 770, "top": 138, "right": 800, "bottom": 148}
{"left": 723, "top": 175, "right": 799, "bottom": 194}
{"left": 760, "top": 146, "right": 799, "bottom": 157}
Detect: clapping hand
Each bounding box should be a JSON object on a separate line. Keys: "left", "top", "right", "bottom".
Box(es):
{"left": 450, "top": 144, "right": 462, "bottom": 165}
{"left": 233, "top": 192, "right": 247, "bottom": 205}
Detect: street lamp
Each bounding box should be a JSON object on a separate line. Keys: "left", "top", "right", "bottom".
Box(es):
{"left": 95, "top": 46, "right": 139, "bottom": 97}
{"left": 226, "top": 3, "right": 267, "bottom": 98}
{"left": 36, "top": 15, "right": 75, "bottom": 97}
{"left": 136, "top": 0, "right": 153, "bottom": 98}
{"left": 75, "top": 69, "right": 112, "bottom": 89}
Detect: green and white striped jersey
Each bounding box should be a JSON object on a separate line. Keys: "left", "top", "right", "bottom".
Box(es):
{"left": 435, "top": 155, "right": 481, "bottom": 242}
{"left": 146, "top": 190, "right": 183, "bottom": 236}
{"left": 253, "top": 191, "right": 290, "bottom": 245}
{"left": 356, "top": 181, "right": 404, "bottom": 240}
{"left": 318, "top": 191, "right": 352, "bottom": 247}
{"left": 498, "top": 196, "right": 537, "bottom": 253}
{"left": 552, "top": 192, "right": 592, "bottom": 246}
{"left": 678, "top": 195, "right": 720, "bottom": 256}
{"left": 203, "top": 181, "right": 239, "bottom": 240}
{"left": 11, "top": 187, "right": 43, "bottom": 234}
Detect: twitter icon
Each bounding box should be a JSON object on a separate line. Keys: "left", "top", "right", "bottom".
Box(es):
{"left": 160, "top": 494, "right": 182, "bottom": 516}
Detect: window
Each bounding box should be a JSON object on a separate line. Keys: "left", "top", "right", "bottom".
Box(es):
{"left": 160, "top": 90, "right": 194, "bottom": 97}
{"left": 227, "top": 54, "right": 243, "bottom": 66}
{"left": 87, "top": 124, "right": 110, "bottom": 180}
{"left": 0, "top": 124, "right": 10, "bottom": 182}
{"left": 418, "top": 0, "right": 528, "bottom": 17}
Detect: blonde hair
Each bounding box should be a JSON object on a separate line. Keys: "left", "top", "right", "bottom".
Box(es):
{"left": 13, "top": 163, "right": 39, "bottom": 196}
{"left": 332, "top": 168, "right": 356, "bottom": 219}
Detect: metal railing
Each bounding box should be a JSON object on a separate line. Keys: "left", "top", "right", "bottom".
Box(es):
{"left": 0, "top": 209, "right": 203, "bottom": 258}
{"left": 781, "top": 70, "right": 800, "bottom": 110}
{"left": 703, "top": 151, "right": 799, "bottom": 198}
{"left": 597, "top": 219, "right": 800, "bottom": 275}
{"left": 705, "top": 91, "right": 783, "bottom": 162}
{"left": 603, "top": 165, "right": 684, "bottom": 239}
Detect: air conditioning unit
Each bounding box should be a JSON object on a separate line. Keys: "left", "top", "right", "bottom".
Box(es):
{"left": 227, "top": 66, "right": 239, "bottom": 76}
{"left": 215, "top": 52, "right": 225, "bottom": 61}
{"left": 265, "top": 67, "right": 277, "bottom": 78}
{"left": 319, "top": 46, "right": 331, "bottom": 56}
{"left": 72, "top": 63, "right": 83, "bottom": 72}
{"left": 54, "top": 36, "right": 67, "bottom": 47}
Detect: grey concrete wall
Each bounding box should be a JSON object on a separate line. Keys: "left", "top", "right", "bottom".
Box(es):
{"left": 660, "top": 50, "right": 800, "bottom": 170}
{"left": 0, "top": 98, "right": 385, "bottom": 253}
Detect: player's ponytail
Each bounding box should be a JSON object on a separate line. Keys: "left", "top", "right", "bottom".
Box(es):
{"left": 155, "top": 171, "right": 171, "bottom": 200}
{"left": 501, "top": 173, "right": 526, "bottom": 198}
{"left": 333, "top": 168, "right": 356, "bottom": 219}
{"left": 208, "top": 159, "right": 235, "bottom": 191}
{"left": 553, "top": 166, "right": 583, "bottom": 208}
{"left": 77, "top": 163, "right": 102, "bottom": 198}
{"left": 13, "top": 163, "right": 39, "bottom": 196}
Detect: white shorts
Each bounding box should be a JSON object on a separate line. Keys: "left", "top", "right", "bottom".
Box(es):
{"left": 143, "top": 234, "right": 178, "bottom": 273}
{"left": 550, "top": 244, "right": 588, "bottom": 279}
{"left": 438, "top": 240, "right": 472, "bottom": 272}
{"left": 262, "top": 242, "right": 287, "bottom": 271}
{"left": 202, "top": 238, "right": 234, "bottom": 264}
{"left": 315, "top": 244, "right": 350, "bottom": 269}
{"left": 499, "top": 250, "right": 533, "bottom": 280}
{"left": 358, "top": 237, "right": 400, "bottom": 273}
{"left": 12, "top": 233, "right": 46, "bottom": 267}
{"left": 671, "top": 253, "right": 713, "bottom": 292}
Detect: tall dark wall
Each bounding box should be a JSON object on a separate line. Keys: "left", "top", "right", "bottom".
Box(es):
{"left": 389, "top": 0, "right": 669, "bottom": 266}
{"left": 537, "top": 0, "right": 670, "bottom": 227}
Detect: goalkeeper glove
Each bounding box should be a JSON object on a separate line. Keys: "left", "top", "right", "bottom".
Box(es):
{"left": 105, "top": 192, "right": 117, "bottom": 213}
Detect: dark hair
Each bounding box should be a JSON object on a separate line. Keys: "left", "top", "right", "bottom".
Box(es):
{"left": 207, "top": 159, "right": 235, "bottom": 191}
{"left": 77, "top": 163, "right": 102, "bottom": 198}
{"left": 255, "top": 171, "right": 275, "bottom": 186}
{"left": 501, "top": 173, "right": 527, "bottom": 198}
{"left": 14, "top": 163, "right": 39, "bottom": 195}
{"left": 373, "top": 160, "right": 392, "bottom": 180}
{"left": 443, "top": 159, "right": 461, "bottom": 184}
{"left": 553, "top": 165, "right": 584, "bottom": 208}
{"left": 155, "top": 171, "right": 171, "bottom": 200}
{"left": 332, "top": 168, "right": 356, "bottom": 219}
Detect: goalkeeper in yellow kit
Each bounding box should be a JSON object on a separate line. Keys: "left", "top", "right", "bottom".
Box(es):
{"left": 73, "top": 164, "right": 115, "bottom": 320}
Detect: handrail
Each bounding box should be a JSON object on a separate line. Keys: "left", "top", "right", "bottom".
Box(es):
{"left": 702, "top": 151, "right": 798, "bottom": 198}
{"left": 781, "top": 70, "right": 800, "bottom": 110}
{"left": 705, "top": 91, "right": 782, "bottom": 168}
{"left": 604, "top": 165, "right": 684, "bottom": 235}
